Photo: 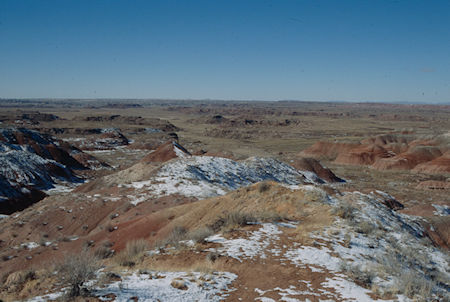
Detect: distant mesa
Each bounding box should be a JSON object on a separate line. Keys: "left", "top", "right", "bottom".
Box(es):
{"left": 0, "top": 110, "right": 60, "bottom": 126}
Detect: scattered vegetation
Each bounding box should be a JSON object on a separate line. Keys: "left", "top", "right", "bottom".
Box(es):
{"left": 372, "top": 242, "right": 443, "bottom": 299}
{"left": 395, "top": 272, "right": 434, "bottom": 301}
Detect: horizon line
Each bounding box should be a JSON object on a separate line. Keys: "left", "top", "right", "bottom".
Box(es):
{"left": 0, "top": 98, "right": 449, "bottom": 106}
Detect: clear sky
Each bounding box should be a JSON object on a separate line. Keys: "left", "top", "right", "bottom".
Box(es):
{"left": 1, "top": 0, "right": 449, "bottom": 103}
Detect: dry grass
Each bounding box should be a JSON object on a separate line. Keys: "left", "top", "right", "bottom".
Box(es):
{"left": 115, "top": 239, "right": 150, "bottom": 267}
{"left": 2, "top": 269, "right": 36, "bottom": 292}
{"left": 209, "top": 211, "right": 257, "bottom": 232}
{"left": 188, "top": 227, "right": 214, "bottom": 244}
{"left": 161, "top": 226, "right": 188, "bottom": 248}
{"left": 372, "top": 242, "right": 442, "bottom": 300}
{"left": 94, "top": 244, "right": 114, "bottom": 259}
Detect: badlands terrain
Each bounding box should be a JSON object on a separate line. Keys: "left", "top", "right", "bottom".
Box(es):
{"left": 0, "top": 99, "right": 448, "bottom": 301}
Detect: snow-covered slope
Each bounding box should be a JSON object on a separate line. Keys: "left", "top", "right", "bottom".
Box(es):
{"left": 127, "top": 155, "right": 318, "bottom": 202}
{"left": 0, "top": 128, "right": 87, "bottom": 213}
{"left": 0, "top": 143, "right": 76, "bottom": 190}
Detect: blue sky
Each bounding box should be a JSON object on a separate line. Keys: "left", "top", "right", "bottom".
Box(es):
{"left": 1, "top": 0, "right": 449, "bottom": 103}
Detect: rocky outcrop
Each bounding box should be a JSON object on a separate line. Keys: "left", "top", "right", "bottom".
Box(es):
{"left": 290, "top": 158, "right": 344, "bottom": 183}
{"left": 0, "top": 128, "right": 107, "bottom": 213}
{"left": 140, "top": 141, "right": 191, "bottom": 163}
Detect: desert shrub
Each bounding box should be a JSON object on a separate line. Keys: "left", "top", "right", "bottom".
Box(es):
{"left": 332, "top": 202, "right": 356, "bottom": 220}
{"left": 257, "top": 210, "right": 286, "bottom": 222}
{"left": 61, "top": 236, "right": 72, "bottom": 242}
{"left": 39, "top": 236, "right": 49, "bottom": 246}
{"left": 356, "top": 221, "right": 376, "bottom": 235}
{"left": 206, "top": 251, "right": 220, "bottom": 262}
{"left": 94, "top": 245, "right": 114, "bottom": 259}
{"left": 164, "top": 226, "right": 188, "bottom": 247}
{"left": 171, "top": 279, "right": 188, "bottom": 290}
{"left": 343, "top": 233, "right": 352, "bottom": 248}
{"left": 115, "top": 239, "right": 149, "bottom": 267}
{"left": 57, "top": 251, "right": 99, "bottom": 298}
{"left": 83, "top": 240, "right": 95, "bottom": 249}
{"left": 2, "top": 255, "right": 13, "bottom": 261}
{"left": 188, "top": 227, "right": 214, "bottom": 244}
{"left": 258, "top": 181, "right": 271, "bottom": 193}
{"left": 210, "top": 211, "right": 256, "bottom": 232}
{"left": 340, "top": 262, "right": 375, "bottom": 288}
{"left": 105, "top": 223, "right": 116, "bottom": 232}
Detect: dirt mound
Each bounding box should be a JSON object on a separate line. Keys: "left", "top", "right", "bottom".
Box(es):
{"left": 335, "top": 144, "right": 391, "bottom": 166}
{"left": 301, "top": 134, "right": 450, "bottom": 174}
{"left": 412, "top": 151, "right": 450, "bottom": 174}
{"left": 107, "top": 182, "right": 331, "bottom": 251}
{"left": 300, "top": 141, "right": 359, "bottom": 160}
{"left": 140, "top": 141, "right": 191, "bottom": 163}
{"left": 290, "top": 158, "right": 344, "bottom": 183}
{"left": 373, "top": 146, "right": 443, "bottom": 171}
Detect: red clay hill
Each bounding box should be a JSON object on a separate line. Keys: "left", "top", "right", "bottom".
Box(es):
{"left": 301, "top": 134, "right": 450, "bottom": 174}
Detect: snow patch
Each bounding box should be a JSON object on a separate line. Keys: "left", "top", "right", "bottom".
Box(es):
{"left": 94, "top": 271, "right": 237, "bottom": 301}
{"left": 206, "top": 223, "right": 282, "bottom": 262}
{"left": 20, "top": 242, "right": 39, "bottom": 250}
{"left": 432, "top": 204, "right": 450, "bottom": 216}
